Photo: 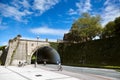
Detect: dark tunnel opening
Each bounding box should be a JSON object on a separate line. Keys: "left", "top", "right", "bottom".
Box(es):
{"left": 31, "top": 46, "right": 60, "bottom": 64}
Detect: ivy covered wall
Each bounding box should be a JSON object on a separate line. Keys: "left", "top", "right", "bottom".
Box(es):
{"left": 58, "top": 37, "right": 120, "bottom": 66}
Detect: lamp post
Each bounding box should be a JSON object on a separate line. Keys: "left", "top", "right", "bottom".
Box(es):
{"left": 35, "top": 36, "right": 39, "bottom": 68}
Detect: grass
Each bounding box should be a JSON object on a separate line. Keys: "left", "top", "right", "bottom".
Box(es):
{"left": 102, "top": 66, "right": 120, "bottom": 69}
{"left": 49, "top": 42, "right": 59, "bottom": 50}
{"left": 102, "top": 66, "right": 120, "bottom": 72}
{"left": 62, "top": 63, "right": 120, "bottom": 72}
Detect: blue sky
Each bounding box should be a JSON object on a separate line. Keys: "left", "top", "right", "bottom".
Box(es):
{"left": 0, "top": 0, "right": 120, "bottom": 45}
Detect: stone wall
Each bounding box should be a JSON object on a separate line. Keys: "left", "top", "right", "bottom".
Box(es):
{"left": 5, "top": 36, "right": 50, "bottom": 66}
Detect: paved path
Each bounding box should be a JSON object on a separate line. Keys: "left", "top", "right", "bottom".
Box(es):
{"left": 38, "top": 64, "right": 120, "bottom": 80}
{"left": 0, "top": 65, "right": 79, "bottom": 80}
{"left": 1, "top": 65, "right": 120, "bottom": 80}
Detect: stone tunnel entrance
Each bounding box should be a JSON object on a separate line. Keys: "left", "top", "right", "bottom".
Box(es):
{"left": 31, "top": 46, "right": 60, "bottom": 64}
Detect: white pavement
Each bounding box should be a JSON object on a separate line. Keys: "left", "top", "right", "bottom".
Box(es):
{"left": 0, "top": 65, "right": 79, "bottom": 80}
{"left": 38, "top": 65, "right": 117, "bottom": 80}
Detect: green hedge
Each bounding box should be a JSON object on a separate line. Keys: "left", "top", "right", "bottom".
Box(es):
{"left": 0, "top": 46, "right": 6, "bottom": 50}
{"left": 58, "top": 37, "right": 120, "bottom": 66}
{"left": 50, "top": 42, "right": 59, "bottom": 50}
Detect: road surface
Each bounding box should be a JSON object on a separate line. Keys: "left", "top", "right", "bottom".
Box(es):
{"left": 38, "top": 64, "right": 120, "bottom": 80}
{"left": 0, "top": 65, "right": 79, "bottom": 80}
{"left": 0, "top": 65, "right": 120, "bottom": 80}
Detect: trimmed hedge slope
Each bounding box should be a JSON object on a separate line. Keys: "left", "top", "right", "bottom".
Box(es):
{"left": 58, "top": 37, "right": 120, "bottom": 66}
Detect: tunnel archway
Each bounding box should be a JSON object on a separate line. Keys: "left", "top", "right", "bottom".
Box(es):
{"left": 31, "top": 46, "right": 60, "bottom": 64}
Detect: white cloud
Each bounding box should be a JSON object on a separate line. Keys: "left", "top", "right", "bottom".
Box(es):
{"left": 0, "top": 3, "right": 32, "bottom": 22}
{"left": 22, "top": 37, "right": 37, "bottom": 40}
{"left": 20, "top": 0, "right": 31, "bottom": 9}
{"left": 68, "top": 0, "right": 91, "bottom": 15}
{"left": 84, "top": 0, "right": 91, "bottom": 11}
{"left": 104, "top": 0, "right": 119, "bottom": 6}
{"left": 30, "top": 26, "right": 69, "bottom": 36}
{"left": 47, "top": 39, "right": 57, "bottom": 42}
{"left": 101, "top": 0, "right": 120, "bottom": 26}
{"left": 0, "top": 41, "right": 8, "bottom": 45}
{"left": 68, "top": 8, "right": 77, "bottom": 15}
{"left": 76, "top": 0, "right": 91, "bottom": 13}
{"left": 33, "top": 0, "right": 59, "bottom": 15}
{"left": 22, "top": 37, "right": 57, "bottom": 42}
{"left": 0, "top": 18, "right": 7, "bottom": 30}
{"left": 67, "top": 0, "right": 120, "bottom": 27}
{"left": 11, "top": 0, "right": 30, "bottom": 9}
{"left": 0, "top": 0, "right": 59, "bottom": 22}
{"left": 104, "top": 0, "right": 109, "bottom": 5}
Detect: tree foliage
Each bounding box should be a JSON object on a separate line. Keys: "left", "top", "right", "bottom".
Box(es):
{"left": 102, "top": 21, "right": 115, "bottom": 38}
{"left": 114, "top": 16, "right": 120, "bottom": 35}
{"left": 64, "top": 13, "right": 102, "bottom": 42}
{"left": 102, "top": 16, "right": 120, "bottom": 38}
{"left": 0, "top": 46, "right": 6, "bottom": 51}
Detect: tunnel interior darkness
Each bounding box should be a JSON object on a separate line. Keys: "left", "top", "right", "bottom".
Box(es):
{"left": 31, "top": 46, "right": 61, "bottom": 64}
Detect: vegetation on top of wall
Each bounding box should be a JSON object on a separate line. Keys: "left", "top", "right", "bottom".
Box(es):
{"left": 49, "top": 42, "right": 59, "bottom": 50}
{"left": 0, "top": 46, "right": 6, "bottom": 51}
{"left": 64, "top": 14, "right": 120, "bottom": 43}
{"left": 0, "top": 45, "right": 7, "bottom": 65}
{"left": 102, "top": 16, "right": 120, "bottom": 38}
{"left": 64, "top": 13, "right": 102, "bottom": 43}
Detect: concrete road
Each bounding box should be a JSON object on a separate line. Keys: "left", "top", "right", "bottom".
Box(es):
{"left": 38, "top": 64, "right": 120, "bottom": 80}
{"left": 0, "top": 65, "right": 79, "bottom": 80}
{"left": 0, "top": 65, "right": 120, "bottom": 80}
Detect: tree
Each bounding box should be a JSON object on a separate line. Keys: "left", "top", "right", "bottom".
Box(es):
{"left": 101, "top": 16, "right": 120, "bottom": 38}
{"left": 114, "top": 16, "right": 120, "bottom": 35}
{"left": 102, "top": 21, "right": 115, "bottom": 38}
{"left": 64, "top": 30, "right": 81, "bottom": 42}
{"left": 64, "top": 13, "right": 102, "bottom": 42}
{"left": 0, "top": 46, "right": 6, "bottom": 51}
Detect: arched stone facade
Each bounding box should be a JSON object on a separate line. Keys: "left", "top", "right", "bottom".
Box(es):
{"left": 4, "top": 35, "right": 60, "bottom": 66}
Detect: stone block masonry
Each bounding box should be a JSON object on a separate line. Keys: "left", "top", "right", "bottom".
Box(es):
{"left": 5, "top": 35, "right": 50, "bottom": 66}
